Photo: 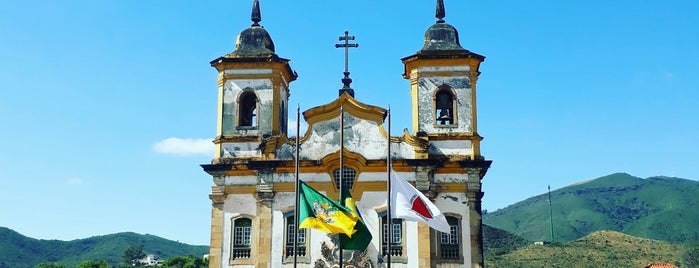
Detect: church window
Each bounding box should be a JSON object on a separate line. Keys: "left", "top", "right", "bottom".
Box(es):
{"left": 284, "top": 214, "right": 307, "bottom": 258}
{"left": 380, "top": 213, "right": 404, "bottom": 260}
{"left": 333, "top": 167, "right": 356, "bottom": 189}
{"left": 232, "top": 218, "right": 252, "bottom": 260}
{"left": 435, "top": 86, "right": 455, "bottom": 125}
{"left": 439, "top": 216, "right": 461, "bottom": 260}
{"left": 238, "top": 91, "right": 258, "bottom": 127}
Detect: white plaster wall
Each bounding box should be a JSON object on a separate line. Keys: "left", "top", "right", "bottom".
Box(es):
{"left": 414, "top": 71, "right": 473, "bottom": 134}
{"left": 221, "top": 142, "right": 261, "bottom": 158}
{"left": 223, "top": 78, "right": 274, "bottom": 134}
{"left": 428, "top": 140, "right": 473, "bottom": 156}
{"left": 222, "top": 194, "right": 258, "bottom": 268}
{"left": 433, "top": 173, "right": 468, "bottom": 184}
{"left": 297, "top": 114, "right": 415, "bottom": 161}
{"left": 223, "top": 175, "right": 258, "bottom": 185}
{"left": 434, "top": 192, "right": 472, "bottom": 268}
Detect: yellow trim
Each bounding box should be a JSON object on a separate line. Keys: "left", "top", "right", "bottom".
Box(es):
{"left": 402, "top": 57, "right": 483, "bottom": 79}
{"left": 301, "top": 93, "right": 386, "bottom": 142}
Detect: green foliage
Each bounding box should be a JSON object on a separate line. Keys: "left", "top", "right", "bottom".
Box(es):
{"left": 482, "top": 224, "right": 530, "bottom": 258}
{"left": 163, "top": 255, "right": 208, "bottom": 268}
{"left": 485, "top": 230, "right": 686, "bottom": 267}
{"left": 0, "top": 227, "right": 208, "bottom": 268}
{"left": 684, "top": 243, "right": 699, "bottom": 268}
{"left": 34, "top": 263, "right": 65, "bottom": 268}
{"left": 76, "top": 260, "right": 110, "bottom": 268}
{"left": 123, "top": 245, "right": 146, "bottom": 266}
{"left": 484, "top": 173, "right": 699, "bottom": 243}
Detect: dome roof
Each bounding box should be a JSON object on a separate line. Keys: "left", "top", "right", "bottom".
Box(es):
{"left": 225, "top": 0, "right": 277, "bottom": 58}
{"left": 421, "top": 21, "right": 466, "bottom": 51}
{"left": 231, "top": 26, "right": 276, "bottom": 56}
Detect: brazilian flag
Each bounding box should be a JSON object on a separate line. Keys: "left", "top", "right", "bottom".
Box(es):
{"left": 339, "top": 186, "right": 373, "bottom": 251}
{"left": 298, "top": 181, "right": 358, "bottom": 237}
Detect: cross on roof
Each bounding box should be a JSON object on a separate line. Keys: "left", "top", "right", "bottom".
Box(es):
{"left": 335, "top": 31, "right": 359, "bottom": 97}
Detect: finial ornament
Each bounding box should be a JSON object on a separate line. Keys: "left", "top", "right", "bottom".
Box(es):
{"left": 335, "top": 31, "right": 359, "bottom": 97}
{"left": 436, "top": 0, "right": 446, "bottom": 23}
{"left": 251, "top": 0, "right": 261, "bottom": 26}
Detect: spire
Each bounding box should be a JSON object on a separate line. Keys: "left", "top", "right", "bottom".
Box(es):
{"left": 251, "top": 0, "right": 261, "bottom": 26}
{"left": 335, "top": 31, "right": 359, "bottom": 97}
{"left": 436, "top": 0, "right": 445, "bottom": 23}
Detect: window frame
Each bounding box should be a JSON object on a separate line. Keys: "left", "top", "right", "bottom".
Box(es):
{"left": 332, "top": 166, "right": 357, "bottom": 190}
{"left": 282, "top": 212, "right": 310, "bottom": 263}
{"left": 237, "top": 90, "right": 259, "bottom": 129}
{"left": 230, "top": 217, "right": 254, "bottom": 263}
{"left": 436, "top": 214, "right": 464, "bottom": 264}
{"left": 378, "top": 212, "right": 407, "bottom": 264}
{"left": 433, "top": 85, "right": 457, "bottom": 127}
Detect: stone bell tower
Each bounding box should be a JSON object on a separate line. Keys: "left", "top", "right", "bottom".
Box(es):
{"left": 209, "top": 0, "right": 297, "bottom": 162}
{"left": 401, "top": 0, "right": 485, "bottom": 161}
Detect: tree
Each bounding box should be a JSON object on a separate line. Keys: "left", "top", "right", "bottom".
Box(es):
{"left": 34, "top": 263, "right": 65, "bottom": 268}
{"left": 163, "top": 255, "right": 208, "bottom": 268}
{"left": 77, "top": 260, "right": 110, "bottom": 268}
{"left": 684, "top": 243, "right": 699, "bottom": 268}
{"left": 123, "top": 245, "right": 146, "bottom": 266}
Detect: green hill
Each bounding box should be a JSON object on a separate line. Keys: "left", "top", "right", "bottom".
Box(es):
{"left": 0, "top": 227, "right": 208, "bottom": 268}
{"left": 484, "top": 173, "right": 699, "bottom": 243}
{"left": 486, "top": 230, "right": 687, "bottom": 267}
{"left": 482, "top": 224, "right": 531, "bottom": 259}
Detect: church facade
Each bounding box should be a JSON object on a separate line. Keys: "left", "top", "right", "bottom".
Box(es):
{"left": 201, "top": 1, "right": 491, "bottom": 267}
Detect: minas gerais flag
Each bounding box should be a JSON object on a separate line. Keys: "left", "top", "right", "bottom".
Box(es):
{"left": 339, "top": 185, "right": 373, "bottom": 251}
{"left": 390, "top": 169, "right": 451, "bottom": 233}
{"left": 298, "top": 181, "right": 358, "bottom": 237}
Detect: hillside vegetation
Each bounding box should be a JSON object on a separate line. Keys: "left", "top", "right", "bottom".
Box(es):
{"left": 0, "top": 227, "right": 208, "bottom": 268}
{"left": 486, "top": 230, "right": 687, "bottom": 267}
{"left": 484, "top": 173, "right": 699, "bottom": 243}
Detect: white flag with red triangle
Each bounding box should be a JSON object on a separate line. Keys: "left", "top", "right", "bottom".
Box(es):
{"left": 389, "top": 169, "right": 451, "bottom": 233}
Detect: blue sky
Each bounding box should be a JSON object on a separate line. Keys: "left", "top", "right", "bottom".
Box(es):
{"left": 1, "top": 0, "right": 697, "bottom": 246}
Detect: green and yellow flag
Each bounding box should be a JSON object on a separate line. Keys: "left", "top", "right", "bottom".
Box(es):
{"left": 339, "top": 186, "right": 373, "bottom": 251}
{"left": 298, "top": 181, "right": 358, "bottom": 237}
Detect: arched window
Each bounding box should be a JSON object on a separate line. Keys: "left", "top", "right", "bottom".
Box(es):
{"left": 333, "top": 167, "right": 357, "bottom": 189}
{"left": 380, "top": 213, "right": 404, "bottom": 259}
{"left": 435, "top": 86, "right": 455, "bottom": 125}
{"left": 232, "top": 218, "right": 252, "bottom": 260}
{"left": 439, "top": 216, "right": 460, "bottom": 260}
{"left": 284, "top": 213, "right": 307, "bottom": 258}
{"left": 238, "top": 91, "right": 258, "bottom": 127}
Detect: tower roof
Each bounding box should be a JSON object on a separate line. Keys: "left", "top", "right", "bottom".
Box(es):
{"left": 402, "top": 0, "right": 484, "bottom": 61}
{"left": 210, "top": 0, "right": 296, "bottom": 82}
{"left": 230, "top": 0, "right": 275, "bottom": 57}
{"left": 211, "top": 0, "right": 281, "bottom": 64}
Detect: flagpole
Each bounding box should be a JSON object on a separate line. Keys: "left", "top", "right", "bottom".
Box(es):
{"left": 339, "top": 105, "right": 344, "bottom": 268}
{"left": 386, "top": 106, "right": 392, "bottom": 268}
{"left": 294, "top": 104, "right": 300, "bottom": 267}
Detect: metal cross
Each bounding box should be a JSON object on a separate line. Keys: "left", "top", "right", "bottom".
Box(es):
{"left": 335, "top": 31, "right": 359, "bottom": 73}
{"left": 335, "top": 31, "right": 359, "bottom": 96}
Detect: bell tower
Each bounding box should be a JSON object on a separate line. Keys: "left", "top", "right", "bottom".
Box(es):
{"left": 209, "top": 0, "right": 297, "bottom": 161}
{"left": 401, "top": 0, "right": 485, "bottom": 160}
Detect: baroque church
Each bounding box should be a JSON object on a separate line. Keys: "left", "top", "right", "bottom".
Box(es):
{"left": 201, "top": 0, "right": 492, "bottom": 267}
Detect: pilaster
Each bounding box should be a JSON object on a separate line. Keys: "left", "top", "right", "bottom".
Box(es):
{"left": 466, "top": 169, "right": 484, "bottom": 268}
{"left": 208, "top": 186, "right": 226, "bottom": 268}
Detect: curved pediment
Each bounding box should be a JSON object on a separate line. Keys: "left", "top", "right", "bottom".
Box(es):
{"left": 302, "top": 92, "right": 387, "bottom": 129}
{"left": 273, "top": 93, "right": 415, "bottom": 161}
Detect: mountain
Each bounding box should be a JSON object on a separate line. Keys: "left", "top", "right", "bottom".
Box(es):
{"left": 486, "top": 230, "right": 687, "bottom": 267}
{"left": 0, "top": 227, "right": 208, "bottom": 268}
{"left": 482, "top": 224, "right": 530, "bottom": 258}
{"left": 484, "top": 173, "right": 699, "bottom": 243}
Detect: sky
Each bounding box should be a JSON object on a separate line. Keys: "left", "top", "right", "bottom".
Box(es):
{"left": 1, "top": 0, "right": 697, "bottom": 246}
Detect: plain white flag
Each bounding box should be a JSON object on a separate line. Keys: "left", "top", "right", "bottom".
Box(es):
{"left": 389, "top": 169, "right": 451, "bottom": 233}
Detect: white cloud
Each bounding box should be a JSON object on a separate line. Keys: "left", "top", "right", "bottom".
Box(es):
{"left": 153, "top": 138, "right": 214, "bottom": 156}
